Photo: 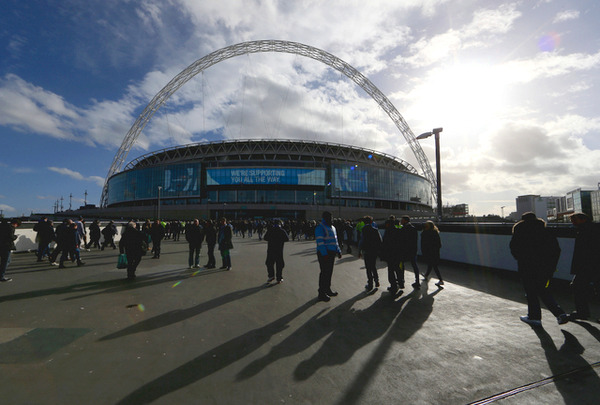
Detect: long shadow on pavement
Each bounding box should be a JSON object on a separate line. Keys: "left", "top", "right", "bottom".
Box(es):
{"left": 534, "top": 327, "right": 600, "bottom": 405}
{"left": 115, "top": 299, "right": 316, "bottom": 405}
{"left": 335, "top": 286, "right": 441, "bottom": 405}
{"left": 98, "top": 284, "right": 267, "bottom": 341}
{"left": 0, "top": 268, "right": 203, "bottom": 304}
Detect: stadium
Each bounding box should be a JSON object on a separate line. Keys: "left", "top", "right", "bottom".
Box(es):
{"left": 101, "top": 138, "right": 432, "bottom": 221}
{"left": 91, "top": 40, "right": 440, "bottom": 221}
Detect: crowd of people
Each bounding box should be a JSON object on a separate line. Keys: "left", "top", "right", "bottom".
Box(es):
{"left": 0, "top": 210, "right": 598, "bottom": 325}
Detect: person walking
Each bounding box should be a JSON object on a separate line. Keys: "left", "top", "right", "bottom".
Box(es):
{"left": 204, "top": 220, "right": 217, "bottom": 269}
{"left": 381, "top": 216, "right": 404, "bottom": 297}
{"left": 0, "top": 218, "right": 21, "bottom": 282}
{"left": 76, "top": 216, "right": 88, "bottom": 252}
{"left": 399, "top": 216, "right": 421, "bottom": 290}
{"left": 510, "top": 212, "right": 568, "bottom": 326}
{"left": 315, "top": 211, "right": 342, "bottom": 302}
{"left": 34, "top": 217, "right": 55, "bottom": 262}
{"left": 185, "top": 219, "right": 204, "bottom": 269}
{"left": 86, "top": 219, "right": 101, "bottom": 249}
{"left": 218, "top": 217, "right": 233, "bottom": 270}
{"left": 50, "top": 219, "right": 70, "bottom": 267}
{"left": 101, "top": 221, "right": 117, "bottom": 250}
{"left": 421, "top": 221, "right": 444, "bottom": 287}
{"left": 567, "top": 212, "right": 600, "bottom": 321}
{"left": 119, "top": 221, "right": 145, "bottom": 280}
{"left": 263, "top": 219, "right": 289, "bottom": 284}
{"left": 358, "top": 216, "right": 382, "bottom": 291}
{"left": 150, "top": 219, "right": 165, "bottom": 259}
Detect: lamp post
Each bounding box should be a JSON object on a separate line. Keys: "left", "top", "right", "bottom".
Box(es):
{"left": 416, "top": 127, "right": 443, "bottom": 221}
{"left": 335, "top": 187, "right": 341, "bottom": 218}
{"left": 157, "top": 186, "right": 162, "bottom": 220}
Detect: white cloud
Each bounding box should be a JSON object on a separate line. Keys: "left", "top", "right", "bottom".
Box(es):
{"left": 553, "top": 9, "right": 580, "bottom": 23}
{"left": 401, "top": 3, "right": 522, "bottom": 68}
{"left": 47, "top": 167, "right": 106, "bottom": 187}
{"left": 0, "top": 204, "right": 16, "bottom": 212}
{"left": 0, "top": 74, "right": 79, "bottom": 139}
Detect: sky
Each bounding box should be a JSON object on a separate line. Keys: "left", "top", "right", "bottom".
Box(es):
{"left": 1, "top": 0, "right": 600, "bottom": 217}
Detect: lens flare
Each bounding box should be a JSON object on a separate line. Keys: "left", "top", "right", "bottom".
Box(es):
{"left": 538, "top": 33, "right": 560, "bottom": 52}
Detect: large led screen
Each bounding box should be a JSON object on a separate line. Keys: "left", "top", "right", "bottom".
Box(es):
{"left": 206, "top": 168, "right": 325, "bottom": 186}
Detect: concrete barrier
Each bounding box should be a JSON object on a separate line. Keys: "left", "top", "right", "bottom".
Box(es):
{"left": 12, "top": 221, "right": 576, "bottom": 280}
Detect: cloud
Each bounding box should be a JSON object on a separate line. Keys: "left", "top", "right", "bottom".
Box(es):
{"left": 47, "top": 167, "right": 106, "bottom": 187}
{"left": 0, "top": 204, "right": 16, "bottom": 212}
{"left": 553, "top": 10, "right": 580, "bottom": 23}
{"left": 0, "top": 74, "right": 79, "bottom": 139}
{"left": 12, "top": 167, "right": 33, "bottom": 174}
{"left": 401, "top": 3, "right": 521, "bottom": 68}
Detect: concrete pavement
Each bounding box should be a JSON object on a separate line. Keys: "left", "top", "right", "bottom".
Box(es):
{"left": 0, "top": 234, "right": 599, "bottom": 404}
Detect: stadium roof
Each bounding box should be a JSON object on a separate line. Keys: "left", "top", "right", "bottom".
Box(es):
{"left": 123, "top": 139, "right": 419, "bottom": 174}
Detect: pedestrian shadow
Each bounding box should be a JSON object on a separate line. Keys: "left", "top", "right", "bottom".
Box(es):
{"left": 533, "top": 327, "right": 600, "bottom": 405}
{"left": 115, "top": 299, "right": 315, "bottom": 405}
{"left": 98, "top": 285, "right": 266, "bottom": 341}
{"left": 335, "top": 286, "right": 442, "bottom": 405}
{"left": 0, "top": 268, "right": 190, "bottom": 304}
{"left": 236, "top": 291, "right": 411, "bottom": 383}
{"left": 571, "top": 320, "right": 600, "bottom": 343}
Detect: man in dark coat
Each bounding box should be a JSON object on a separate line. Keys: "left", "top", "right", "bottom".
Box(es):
{"left": 150, "top": 220, "right": 165, "bottom": 259}
{"left": 203, "top": 220, "right": 217, "bottom": 269}
{"left": 119, "top": 222, "right": 145, "bottom": 280}
{"left": 185, "top": 219, "right": 204, "bottom": 268}
{"left": 49, "top": 219, "right": 70, "bottom": 266}
{"left": 263, "top": 220, "right": 289, "bottom": 284}
{"left": 359, "top": 216, "right": 382, "bottom": 291}
{"left": 0, "top": 218, "right": 20, "bottom": 282}
{"left": 101, "top": 221, "right": 117, "bottom": 250}
{"left": 381, "top": 216, "right": 403, "bottom": 297}
{"left": 86, "top": 219, "right": 101, "bottom": 249}
{"left": 510, "top": 212, "right": 568, "bottom": 326}
{"left": 568, "top": 212, "right": 600, "bottom": 320}
{"left": 34, "top": 217, "right": 55, "bottom": 262}
{"left": 399, "top": 216, "right": 421, "bottom": 289}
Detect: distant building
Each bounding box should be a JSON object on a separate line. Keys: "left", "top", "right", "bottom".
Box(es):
{"left": 443, "top": 203, "right": 469, "bottom": 218}
{"left": 516, "top": 195, "right": 565, "bottom": 222}
{"left": 591, "top": 186, "right": 600, "bottom": 222}
{"left": 565, "top": 188, "right": 593, "bottom": 220}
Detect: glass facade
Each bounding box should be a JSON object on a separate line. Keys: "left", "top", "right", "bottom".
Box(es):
{"left": 330, "top": 163, "right": 431, "bottom": 205}
{"left": 107, "top": 163, "right": 201, "bottom": 206}
{"left": 108, "top": 161, "right": 431, "bottom": 209}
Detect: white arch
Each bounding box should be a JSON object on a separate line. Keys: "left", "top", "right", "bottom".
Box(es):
{"left": 101, "top": 40, "right": 434, "bottom": 207}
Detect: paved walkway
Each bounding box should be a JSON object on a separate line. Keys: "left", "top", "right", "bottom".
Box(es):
{"left": 0, "top": 235, "right": 598, "bottom": 404}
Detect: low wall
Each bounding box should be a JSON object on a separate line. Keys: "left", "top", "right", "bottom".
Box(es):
{"left": 12, "top": 222, "right": 577, "bottom": 281}
{"left": 438, "top": 231, "right": 574, "bottom": 280}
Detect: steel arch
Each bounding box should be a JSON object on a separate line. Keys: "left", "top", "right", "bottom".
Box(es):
{"left": 101, "top": 39, "right": 435, "bottom": 207}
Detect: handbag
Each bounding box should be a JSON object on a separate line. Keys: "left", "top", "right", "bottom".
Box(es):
{"left": 117, "top": 253, "right": 128, "bottom": 269}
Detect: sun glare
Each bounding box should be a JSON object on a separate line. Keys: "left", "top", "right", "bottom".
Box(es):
{"left": 415, "top": 63, "right": 508, "bottom": 137}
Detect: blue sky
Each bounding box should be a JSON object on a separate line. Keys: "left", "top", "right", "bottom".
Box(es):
{"left": 1, "top": 0, "right": 600, "bottom": 216}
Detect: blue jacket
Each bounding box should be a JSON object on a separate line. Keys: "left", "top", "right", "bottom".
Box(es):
{"left": 315, "top": 220, "right": 341, "bottom": 256}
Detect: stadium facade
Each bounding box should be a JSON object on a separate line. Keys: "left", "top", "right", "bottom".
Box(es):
{"left": 101, "top": 139, "right": 433, "bottom": 220}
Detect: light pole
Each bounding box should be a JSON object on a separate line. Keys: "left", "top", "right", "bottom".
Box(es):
{"left": 417, "top": 127, "right": 443, "bottom": 221}
{"left": 335, "top": 187, "right": 341, "bottom": 218}
{"left": 157, "top": 186, "right": 162, "bottom": 220}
